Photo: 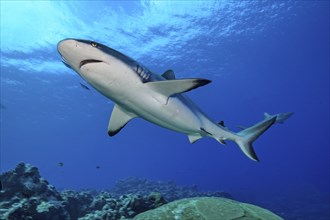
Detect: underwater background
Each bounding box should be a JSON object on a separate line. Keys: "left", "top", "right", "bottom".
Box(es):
{"left": 0, "top": 1, "right": 329, "bottom": 219}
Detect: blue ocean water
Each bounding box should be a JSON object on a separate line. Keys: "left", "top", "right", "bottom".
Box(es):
{"left": 0, "top": 1, "right": 329, "bottom": 219}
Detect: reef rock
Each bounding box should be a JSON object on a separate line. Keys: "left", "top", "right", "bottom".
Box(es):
{"left": 133, "top": 197, "right": 284, "bottom": 220}
{"left": 109, "top": 177, "right": 232, "bottom": 201}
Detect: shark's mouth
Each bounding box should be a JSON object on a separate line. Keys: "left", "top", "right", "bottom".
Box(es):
{"left": 80, "top": 59, "right": 103, "bottom": 68}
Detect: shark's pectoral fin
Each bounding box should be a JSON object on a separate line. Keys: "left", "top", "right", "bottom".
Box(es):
{"left": 188, "top": 133, "right": 204, "bottom": 144}
{"left": 108, "top": 104, "right": 137, "bottom": 136}
{"left": 146, "top": 78, "right": 211, "bottom": 97}
{"left": 162, "top": 70, "right": 176, "bottom": 80}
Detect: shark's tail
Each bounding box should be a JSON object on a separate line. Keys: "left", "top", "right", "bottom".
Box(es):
{"left": 191, "top": 112, "right": 292, "bottom": 161}
{"left": 234, "top": 116, "right": 277, "bottom": 162}
{"left": 264, "top": 112, "right": 294, "bottom": 124}
{"left": 231, "top": 112, "right": 293, "bottom": 161}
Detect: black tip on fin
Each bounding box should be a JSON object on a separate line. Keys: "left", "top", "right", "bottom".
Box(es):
{"left": 108, "top": 123, "right": 128, "bottom": 137}
{"left": 184, "top": 79, "right": 211, "bottom": 93}
{"left": 108, "top": 129, "right": 120, "bottom": 137}
{"left": 196, "top": 79, "right": 212, "bottom": 87}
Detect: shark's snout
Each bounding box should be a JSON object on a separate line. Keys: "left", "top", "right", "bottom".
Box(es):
{"left": 57, "top": 39, "right": 89, "bottom": 71}
{"left": 57, "top": 39, "right": 77, "bottom": 56}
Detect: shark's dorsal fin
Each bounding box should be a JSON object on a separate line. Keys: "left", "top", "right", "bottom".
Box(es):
{"left": 162, "top": 70, "right": 176, "bottom": 80}
{"left": 146, "top": 78, "right": 211, "bottom": 97}
{"left": 108, "top": 104, "right": 137, "bottom": 136}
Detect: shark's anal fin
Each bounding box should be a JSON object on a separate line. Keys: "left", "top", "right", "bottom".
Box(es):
{"left": 162, "top": 70, "right": 176, "bottom": 80}
{"left": 146, "top": 78, "right": 211, "bottom": 97}
{"left": 108, "top": 104, "right": 137, "bottom": 136}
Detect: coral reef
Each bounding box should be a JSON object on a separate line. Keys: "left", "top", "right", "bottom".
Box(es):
{"left": 0, "top": 163, "right": 168, "bottom": 219}
{"left": 0, "top": 163, "right": 282, "bottom": 220}
{"left": 109, "top": 177, "right": 232, "bottom": 201}
{"left": 0, "top": 162, "right": 69, "bottom": 219}
{"left": 78, "top": 192, "right": 165, "bottom": 219}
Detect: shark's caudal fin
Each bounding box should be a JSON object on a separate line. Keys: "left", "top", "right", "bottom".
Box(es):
{"left": 235, "top": 116, "right": 277, "bottom": 162}
{"left": 264, "top": 112, "right": 294, "bottom": 124}
{"left": 236, "top": 112, "right": 294, "bottom": 130}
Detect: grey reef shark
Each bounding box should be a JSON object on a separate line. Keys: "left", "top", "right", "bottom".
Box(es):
{"left": 57, "top": 39, "right": 293, "bottom": 162}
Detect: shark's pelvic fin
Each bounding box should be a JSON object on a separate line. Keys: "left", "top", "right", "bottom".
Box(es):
{"left": 146, "top": 78, "right": 211, "bottom": 97}
{"left": 188, "top": 133, "right": 204, "bottom": 143}
{"left": 162, "top": 70, "right": 176, "bottom": 80}
{"left": 108, "top": 104, "right": 137, "bottom": 136}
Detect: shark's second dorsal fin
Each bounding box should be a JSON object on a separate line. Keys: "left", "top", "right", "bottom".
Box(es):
{"left": 146, "top": 78, "right": 211, "bottom": 97}
{"left": 162, "top": 70, "right": 176, "bottom": 80}
{"left": 108, "top": 104, "right": 137, "bottom": 136}
{"left": 218, "top": 120, "right": 225, "bottom": 127}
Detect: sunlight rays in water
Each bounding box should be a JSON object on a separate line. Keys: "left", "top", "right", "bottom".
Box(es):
{"left": 1, "top": 1, "right": 295, "bottom": 74}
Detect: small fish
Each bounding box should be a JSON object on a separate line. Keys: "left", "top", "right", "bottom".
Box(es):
{"left": 58, "top": 162, "right": 64, "bottom": 167}
{"left": 80, "top": 83, "right": 90, "bottom": 90}
{"left": 96, "top": 166, "right": 100, "bottom": 169}
{"left": 0, "top": 180, "right": 2, "bottom": 191}
{"left": 0, "top": 104, "right": 6, "bottom": 109}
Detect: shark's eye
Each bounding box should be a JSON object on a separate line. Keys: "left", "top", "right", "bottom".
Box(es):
{"left": 91, "top": 42, "right": 98, "bottom": 47}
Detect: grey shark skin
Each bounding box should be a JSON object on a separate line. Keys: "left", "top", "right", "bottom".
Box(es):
{"left": 57, "top": 39, "right": 291, "bottom": 162}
